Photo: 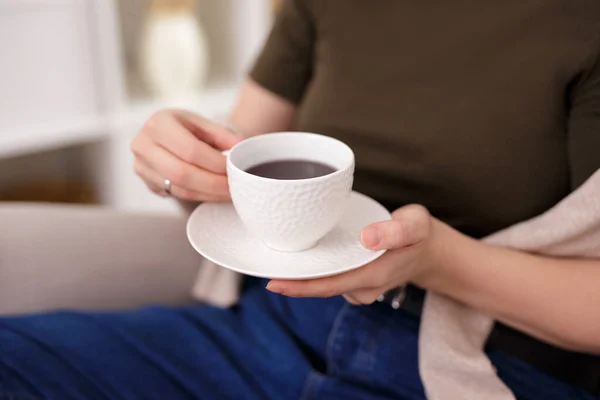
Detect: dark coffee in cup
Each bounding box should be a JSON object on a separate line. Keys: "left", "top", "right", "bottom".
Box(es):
{"left": 245, "top": 159, "right": 336, "bottom": 180}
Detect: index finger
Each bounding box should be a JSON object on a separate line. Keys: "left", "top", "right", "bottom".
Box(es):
{"left": 175, "top": 110, "right": 243, "bottom": 150}
{"left": 153, "top": 114, "right": 229, "bottom": 175}
{"left": 266, "top": 260, "right": 385, "bottom": 298}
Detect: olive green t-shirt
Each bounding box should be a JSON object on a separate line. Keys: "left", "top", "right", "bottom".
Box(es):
{"left": 250, "top": 0, "right": 600, "bottom": 238}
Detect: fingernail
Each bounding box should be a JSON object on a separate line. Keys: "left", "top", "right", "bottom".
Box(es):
{"left": 266, "top": 282, "right": 282, "bottom": 293}
{"left": 361, "top": 226, "right": 381, "bottom": 247}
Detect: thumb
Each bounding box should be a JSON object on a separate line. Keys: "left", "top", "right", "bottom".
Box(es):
{"left": 361, "top": 204, "right": 430, "bottom": 250}
{"left": 176, "top": 110, "right": 243, "bottom": 150}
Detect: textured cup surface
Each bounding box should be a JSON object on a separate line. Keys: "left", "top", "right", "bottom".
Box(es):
{"left": 227, "top": 132, "right": 354, "bottom": 252}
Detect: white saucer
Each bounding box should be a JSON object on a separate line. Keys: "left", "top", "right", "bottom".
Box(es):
{"left": 186, "top": 191, "right": 392, "bottom": 280}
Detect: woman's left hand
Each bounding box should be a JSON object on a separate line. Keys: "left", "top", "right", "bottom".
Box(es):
{"left": 266, "top": 204, "right": 440, "bottom": 304}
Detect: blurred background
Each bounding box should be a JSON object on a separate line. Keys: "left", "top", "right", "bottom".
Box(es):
{"left": 0, "top": 0, "right": 279, "bottom": 214}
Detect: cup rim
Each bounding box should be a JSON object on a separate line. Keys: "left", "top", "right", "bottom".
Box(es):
{"left": 227, "top": 132, "right": 354, "bottom": 184}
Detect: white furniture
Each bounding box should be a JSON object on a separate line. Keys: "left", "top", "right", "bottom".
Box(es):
{"left": 0, "top": 0, "right": 273, "bottom": 213}
{"left": 0, "top": 202, "right": 203, "bottom": 315}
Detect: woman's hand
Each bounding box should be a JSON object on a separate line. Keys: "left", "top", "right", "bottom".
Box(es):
{"left": 266, "top": 202, "right": 600, "bottom": 352}
{"left": 131, "top": 109, "right": 242, "bottom": 201}
{"left": 266, "top": 204, "right": 440, "bottom": 303}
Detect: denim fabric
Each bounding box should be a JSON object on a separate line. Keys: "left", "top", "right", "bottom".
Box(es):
{"left": 0, "top": 278, "right": 595, "bottom": 400}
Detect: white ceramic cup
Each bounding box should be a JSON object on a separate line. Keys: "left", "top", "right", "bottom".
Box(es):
{"left": 226, "top": 132, "right": 355, "bottom": 252}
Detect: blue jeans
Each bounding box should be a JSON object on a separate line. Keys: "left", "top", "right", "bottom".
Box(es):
{"left": 0, "top": 278, "right": 594, "bottom": 400}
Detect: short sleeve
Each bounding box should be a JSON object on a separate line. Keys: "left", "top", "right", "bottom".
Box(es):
{"left": 568, "top": 48, "right": 600, "bottom": 190}
{"left": 249, "top": 0, "right": 315, "bottom": 104}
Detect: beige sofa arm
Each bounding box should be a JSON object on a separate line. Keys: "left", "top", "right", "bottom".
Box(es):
{"left": 0, "top": 203, "right": 205, "bottom": 315}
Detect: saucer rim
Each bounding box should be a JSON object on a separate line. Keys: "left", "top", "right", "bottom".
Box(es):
{"left": 186, "top": 191, "right": 390, "bottom": 280}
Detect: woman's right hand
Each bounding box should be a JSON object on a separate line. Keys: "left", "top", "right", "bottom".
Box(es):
{"left": 131, "top": 109, "right": 242, "bottom": 202}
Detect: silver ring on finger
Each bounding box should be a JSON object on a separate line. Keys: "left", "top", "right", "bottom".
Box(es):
{"left": 163, "top": 179, "right": 172, "bottom": 196}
